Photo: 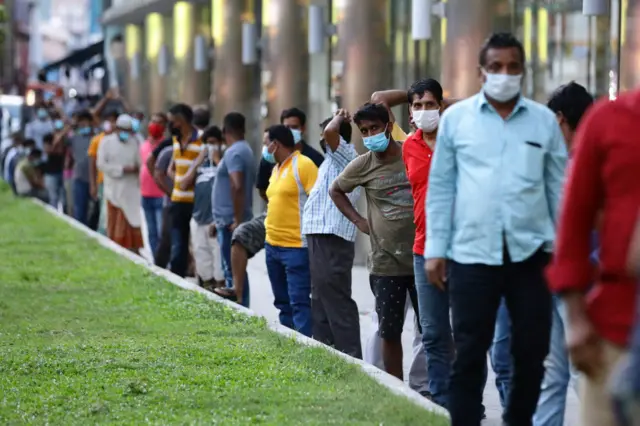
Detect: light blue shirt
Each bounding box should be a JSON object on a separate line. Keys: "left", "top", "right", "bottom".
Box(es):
{"left": 425, "top": 92, "right": 567, "bottom": 265}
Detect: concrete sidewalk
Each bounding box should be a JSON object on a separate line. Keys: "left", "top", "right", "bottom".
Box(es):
{"left": 245, "top": 251, "right": 580, "bottom": 426}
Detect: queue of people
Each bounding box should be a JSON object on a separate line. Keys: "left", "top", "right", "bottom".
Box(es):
{"left": 3, "top": 31, "right": 640, "bottom": 426}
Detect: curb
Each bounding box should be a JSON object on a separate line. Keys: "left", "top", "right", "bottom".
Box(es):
{"left": 32, "top": 199, "right": 450, "bottom": 419}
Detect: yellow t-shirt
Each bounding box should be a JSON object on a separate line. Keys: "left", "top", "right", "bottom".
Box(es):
{"left": 391, "top": 122, "right": 408, "bottom": 142}
{"left": 265, "top": 151, "right": 319, "bottom": 248}
{"left": 171, "top": 134, "right": 203, "bottom": 203}
{"left": 87, "top": 132, "right": 105, "bottom": 184}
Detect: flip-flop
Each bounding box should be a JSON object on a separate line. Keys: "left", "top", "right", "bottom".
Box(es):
{"left": 213, "top": 287, "right": 237, "bottom": 301}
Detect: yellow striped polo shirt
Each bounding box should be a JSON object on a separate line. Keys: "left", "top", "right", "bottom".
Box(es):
{"left": 171, "top": 131, "right": 203, "bottom": 203}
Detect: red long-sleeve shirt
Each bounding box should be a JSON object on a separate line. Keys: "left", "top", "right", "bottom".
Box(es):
{"left": 547, "top": 90, "right": 640, "bottom": 346}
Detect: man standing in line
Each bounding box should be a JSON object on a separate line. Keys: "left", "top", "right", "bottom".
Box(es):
{"left": 167, "top": 104, "right": 201, "bottom": 278}
{"left": 24, "top": 104, "right": 54, "bottom": 150}
{"left": 533, "top": 81, "right": 593, "bottom": 426}
{"left": 302, "top": 109, "right": 361, "bottom": 357}
{"left": 546, "top": 88, "right": 640, "bottom": 425}
{"left": 280, "top": 107, "right": 325, "bottom": 166}
{"left": 330, "top": 102, "right": 418, "bottom": 380}
{"left": 425, "top": 33, "right": 567, "bottom": 426}
{"left": 66, "top": 110, "right": 98, "bottom": 226}
{"left": 211, "top": 112, "right": 255, "bottom": 307}
{"left": 153, "top": 143, "right": 175, "bottom": 269}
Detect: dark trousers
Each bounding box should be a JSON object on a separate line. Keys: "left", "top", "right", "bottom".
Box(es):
{"left": 448, "top": 248, "right": 552, "bottom": 426}
{"left": 308, "top": 234, "right": 362, "bottom": 359}
{"left": 72, "top": 179, "right": 91, "bottom": 225}
{"left": 169, "top": 202, "right": 193, "bottom": 277}
{"left": 155, "top": 203, "right": 172, "bottom": 269}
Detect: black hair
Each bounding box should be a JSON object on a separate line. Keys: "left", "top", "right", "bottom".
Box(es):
{"left": 320, "top": 116, "right": 353, "bottom": 143}
{"left": 76, "top": 110, "right": 94, "bottom": 123}
{"left": 547, "top": 82, "right": 594, "bottom": 130}
{"left": 43, "top": 133, "right": 54, "bottom": 144}
{"left": 202, "top": 125, "right": 223, "bottom": 142}
{"left": 104, "top": 110, "right": 119, "bottom": 121}
{"left": 23, "top": 139, "right": 36, "bottom": 147}
{"left": 193, "top": 107, "right": 211, "bottom": 129}
{"left": 222, "top": 112, "right": 246, "bottom": 135}
{"left": 267, "top": 124, "right": 295, "bottom": 148}
{"left": 169, "top": 103, "right": 194, "bottom": 123}
{"left": 407, "top": 78, "right": 444, "bottom": 103}
{"left": 280, "top": 107, "right": 307, "bottom": 127}
{"left": 479, "top": 32, "right": 525, "bottom": 67}
{"left": 153, "top": 112, "right": 168, "bottom": 122}
{"left": 29, "top": 148, "right": 43, "bottom": 158}
{"left": 353, "top": 103, "right": 390, "bottom": 125}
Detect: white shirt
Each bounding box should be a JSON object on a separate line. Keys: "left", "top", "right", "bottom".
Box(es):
{"left": 97, "top": 134, "right": 142, "bottom": 227}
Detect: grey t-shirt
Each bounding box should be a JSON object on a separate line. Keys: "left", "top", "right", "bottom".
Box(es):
{"left": 193, "top": 158, "right": 216, "bottom": 225}
{"left": 211, "top": 140, "right": 256, "bottom": 226}
{"left": 155, "top": 146, "right": 174, "bottom": 207}
{"left": 335, "top": 150, "right": 415, "bottom": 276}
{"left": 25, "top": 119, "right": 54, "bottom": 149}
{"left": 68, "top": 133, "right": 93, "bottom": 183}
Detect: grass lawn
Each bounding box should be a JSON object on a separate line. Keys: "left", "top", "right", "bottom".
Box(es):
{"left": 0, "top": 186, "right": 447, "bottom": 425}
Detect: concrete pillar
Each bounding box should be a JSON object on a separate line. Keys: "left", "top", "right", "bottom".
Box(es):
{"left": 211, "top": 0, "right": 260, "bottom": 146}
{"left": 339, "top": 0, "right": 392, "bottom": 153}
{"left": 124, "top": 24, "right": 143, "bottom": 110}
{"left": 171, "top": 1, "right": 211, "bottom": 107}
{"left": 144, "top": 12, "right": 167, "bottom": 115}
{"left": 441, "top": 0, "right": 513, "bottom": 99}
{"left": 263, "top": 0, "right": 309, "bottom": 125}
{"left": 620, "top": 0, "right": 640, "bottom": 91}
{"left": 338, "top": 0, "right": 392, "bottom": 266}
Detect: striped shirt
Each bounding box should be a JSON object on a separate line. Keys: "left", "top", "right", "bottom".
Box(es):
{"left": 171, "top": 131, "right": 203, "bottom": 203}
{"left": 302, "top": 139, "right": 361, "bottom": 242}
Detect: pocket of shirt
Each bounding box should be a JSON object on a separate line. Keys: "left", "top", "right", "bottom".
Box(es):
{"left": 515, "top": 142, "right": 544, "bottom": 183}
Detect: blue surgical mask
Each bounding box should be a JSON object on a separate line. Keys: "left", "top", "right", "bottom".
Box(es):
{"left": 78, "top": 127, "right": 92, "bottom": 136}
{"left": 119, "top": 131, "right": 130, "bottom": 142}
{"left": 363, "top": 131, "right": 390, "bottom": 153}
{"left": 54, "top": 119, "right": 64, "bottom": 130}
{"left": 37, "top": 109, "right": 48, "bottom": 120}
{"left": 262, "top": 145, "right": 275, "bottom": 164}
{"left": 290, "top": 129, "right": 302, "bottom": 144}
{"left": 131, "top": 118, "right": 141, "bottom": 133}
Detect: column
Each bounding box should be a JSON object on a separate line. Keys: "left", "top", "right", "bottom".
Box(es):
{"left": 263, "top": 0, "right": 309, "bottom": 124}
{"left": 211, "top": 0, "right": 259, "bottom": 144}
{"left": 338, "top": 0, "right": 392, "bottom": 266}
{"left": 171, "top": 1, "right": 211, "bottom": 106}
{"left": 124, "top": 23, "right": 143, "bottom": 110}
{"left": 145, "top": 12, "right": 167, "bottom": 114}
{"left": 440, "top": 0, "right": 512, "bottom": 98}
{"left": 339, "top": 0, "right": 392, "bottom": 152}
{"left": 620, "top": 0, "right": 640, "bottom": 91}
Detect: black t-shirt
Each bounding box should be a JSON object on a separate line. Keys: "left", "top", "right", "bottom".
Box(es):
{"left": 256, "top": 141, "right": 324, "bottom": 191}
{"left": 151, "top": 137, "right": 174, "bottom": 159}
{"left": 42, "top": 140, "right": 64, "bottom": 174}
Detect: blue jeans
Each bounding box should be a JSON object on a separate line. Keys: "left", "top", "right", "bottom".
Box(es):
{"left": 414, "top": 254, "right": 453, "bottom": 407}
{"left": 44, "top": 173, "right": 66, "bottom": 210}
{"left": 533, "top": 295, "right": 579, "bottom": 426}
{"left": 72, "top": 179, "right": 90, "bottom": 225}
{"left": 490, "top": 299, "right": 512, "bottom": 409}
{"left": 142, "top": 196, "right": 163, "bottom": 256}
{"left": 265, "top": 243, "right": 312, "bottom": 337}
{"left": 217, "top": 225, "right": 250, "bottom": 307}
{"left": 169, "top": 202, "right": 193, "bottom": 278}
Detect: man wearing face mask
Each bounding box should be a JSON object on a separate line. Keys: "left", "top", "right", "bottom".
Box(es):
{"left": 25, "top": 104, "right": 54, "bottom": 150}
{"left": 97, "top": 114, "right": 143, "bottom": 252}
{"left": 425, "top": 33, "right": 567, "bottom": 426}
{"left": 330, "top": 102, "right": 418, "bottom": 381}
{"left": 88, "top": 111, "right": 119, "bottom": 234}
{"left": 279, "top": 107, "right": 324, "bottom": 166}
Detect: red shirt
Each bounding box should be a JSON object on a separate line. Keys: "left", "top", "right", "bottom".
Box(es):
{"left": 547, "top": 90, "right": 640, "bottom": 346}
{"left": 402, "top": 129, "right": 434, "bottom": 256}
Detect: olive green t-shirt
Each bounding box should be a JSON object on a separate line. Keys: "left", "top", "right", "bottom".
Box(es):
{"left": 335, "top": 149, "right": 415, "bottom": 276}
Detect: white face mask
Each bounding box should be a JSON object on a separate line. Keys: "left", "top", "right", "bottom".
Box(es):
{"left": 412, "top": 109, "right": 440, "bottom": 132}
{"left": 482, "top": 70, "right": 522, "bottom": 102}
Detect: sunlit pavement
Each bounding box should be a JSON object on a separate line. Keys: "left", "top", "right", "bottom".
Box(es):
{"left": 138, "top": 218, "right": 579, "bottom": 425}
